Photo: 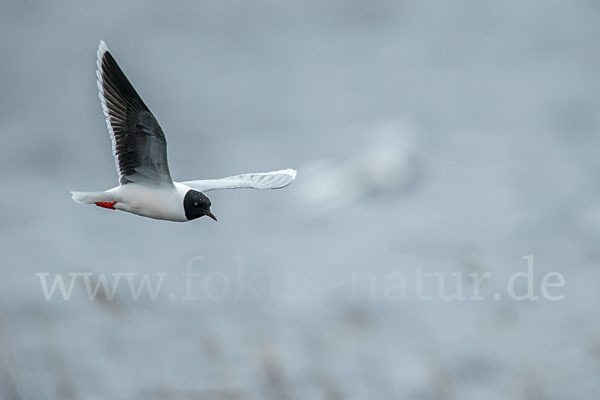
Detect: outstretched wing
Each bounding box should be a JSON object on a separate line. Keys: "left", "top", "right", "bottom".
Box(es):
{"left": 97, "top": 41, "right": 172, "bottom": 186}
{"left": 182, "top": 169, "right": 297, "bottom": 192}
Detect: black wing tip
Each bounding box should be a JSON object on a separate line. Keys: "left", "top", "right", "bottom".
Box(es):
{"left": 97, "top": 40, "right": 109, "bottom": 65}
{"left": 97, "top": 40, "right": 118, "bottom": 73}
{"left": 98, "top": 40, "right": 109, "bottom": 56}
{"left": 97, "top": 41, "right": 111, "bottom": 83}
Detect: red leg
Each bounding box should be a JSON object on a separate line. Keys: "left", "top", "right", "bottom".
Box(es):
{"left": 95, "top": 201, "right": 117, "bottom": 210}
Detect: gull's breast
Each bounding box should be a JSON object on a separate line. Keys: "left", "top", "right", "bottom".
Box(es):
{"left": 114, "top": 184, "right": 187, "bottom": 222}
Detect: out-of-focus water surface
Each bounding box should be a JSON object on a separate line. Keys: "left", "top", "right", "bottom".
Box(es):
{"left": 1, "top": 1, "right": 599, "bottom": 399}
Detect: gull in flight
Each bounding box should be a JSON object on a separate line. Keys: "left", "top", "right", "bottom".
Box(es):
{"left": 71, "top": 41, "right": 296, "bottom": 222}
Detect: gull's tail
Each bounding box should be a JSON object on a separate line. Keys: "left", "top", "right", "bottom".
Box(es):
{"left": 71, "top": 191, "right": 109, "bottom": 204}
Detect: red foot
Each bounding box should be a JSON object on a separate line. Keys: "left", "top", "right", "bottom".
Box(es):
{"left": 95, "top": 201, "right": 117, "bottom": 210}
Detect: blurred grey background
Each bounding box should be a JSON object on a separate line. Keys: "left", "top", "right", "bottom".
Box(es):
{"left": 1, "top": 0, "right": 599, "bottom": 399}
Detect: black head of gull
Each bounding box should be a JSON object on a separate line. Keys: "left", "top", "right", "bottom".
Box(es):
{"left": 184, "top": 190, "right": 217, "bottom": 221}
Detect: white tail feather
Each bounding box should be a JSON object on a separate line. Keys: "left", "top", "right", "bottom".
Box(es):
{"left": 71, "top": 191, "right": 106, "bottom": 204}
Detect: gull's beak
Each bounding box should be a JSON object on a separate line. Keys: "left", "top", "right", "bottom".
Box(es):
{"left": 206, "top": 211, "right": 217, "bottom": 221}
